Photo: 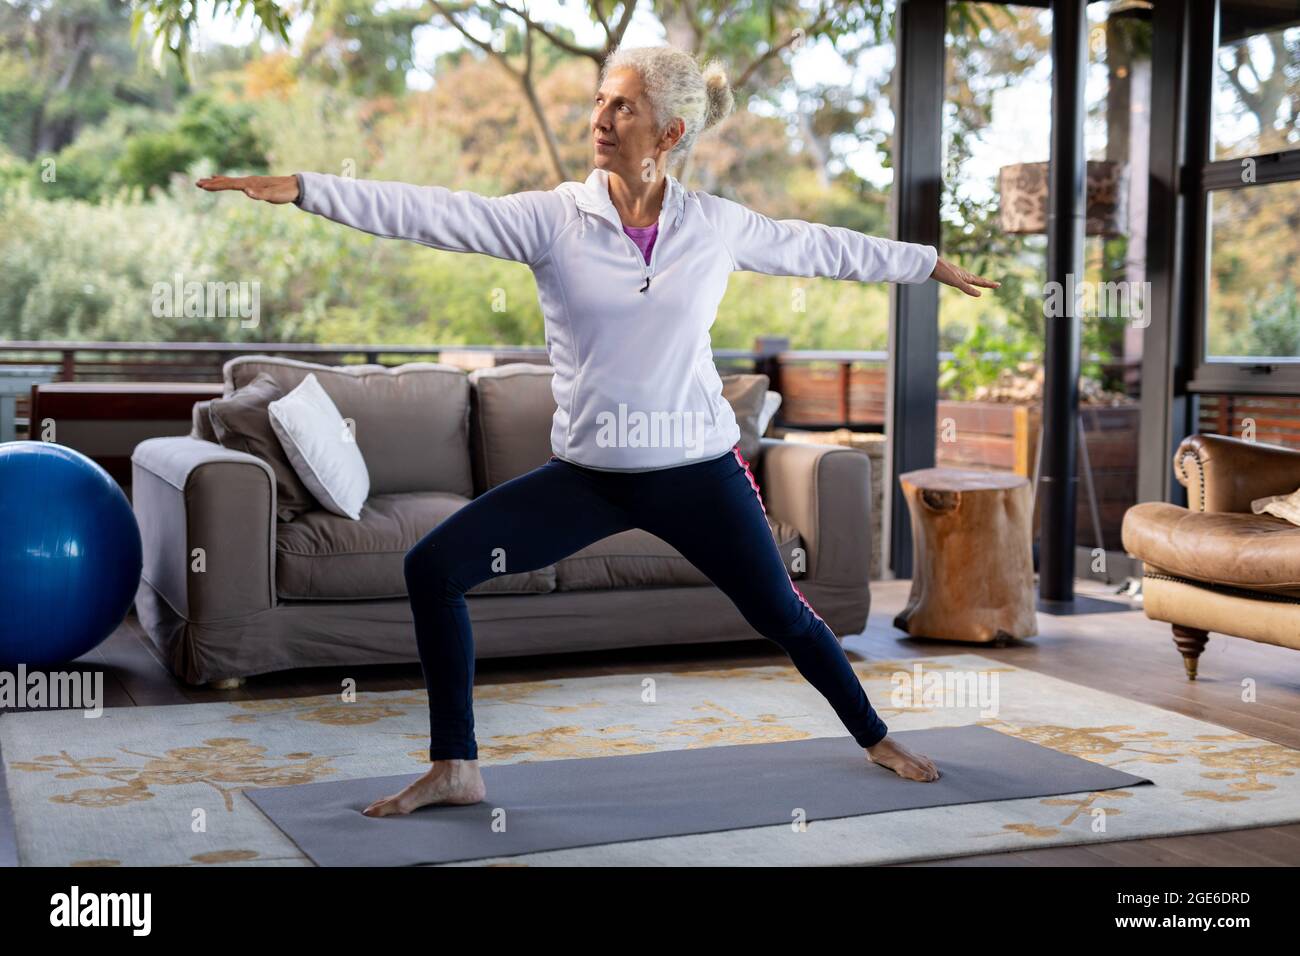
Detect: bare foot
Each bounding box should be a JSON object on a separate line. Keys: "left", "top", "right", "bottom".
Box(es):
{"left": 362, "top": 759, "right": 486, "bottom": 817}
{"left": 865, "top": 736, "right": 940, "bottom": 782}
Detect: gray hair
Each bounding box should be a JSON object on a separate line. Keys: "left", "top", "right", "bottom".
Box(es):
{"left": 599, "top": 45, "right": 735, "bottom": 160}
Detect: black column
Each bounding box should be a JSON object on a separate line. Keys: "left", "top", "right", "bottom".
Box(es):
{"left": 1138, "top": 0, "right": 1211, "bottom": 508}
{"left": 1039, "top": 0, "right": 1087, "bottom": 603}
{"left": 887, "top": 0, "right": 945, "bottom": 578}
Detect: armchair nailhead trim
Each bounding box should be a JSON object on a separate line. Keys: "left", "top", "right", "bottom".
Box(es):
{"left": 1176, "top": 449, "right": 1206, "bottom": 512}
{"left": 1145, "top": 571, "right": 1300, "bottom": 605}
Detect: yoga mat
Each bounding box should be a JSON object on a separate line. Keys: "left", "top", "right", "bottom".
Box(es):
{"left": 245, "top": 724, "right": 1153, "bottom": 866}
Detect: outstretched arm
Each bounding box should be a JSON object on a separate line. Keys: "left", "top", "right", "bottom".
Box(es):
{"left": 196, "top": 172, "right": 562, "bottom": 267}
{"left": 697, "top": 192, "right": 998, "bottom": 296}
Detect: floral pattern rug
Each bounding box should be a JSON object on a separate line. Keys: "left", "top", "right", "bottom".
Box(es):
{"left": 2, "top": 652, "right": 1298, "bottom": 866}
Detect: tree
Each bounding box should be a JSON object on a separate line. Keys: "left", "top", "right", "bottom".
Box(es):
{"left": 122, "top": 0, "right": 891, "bottom": 185}
{"left": 0, "top": 0, "right": 186, "bottom": 159}
{"left": 298, "top": 0, "right": 431, "bottom": 99}
{"left": 1217, "top": 28, "right": 1300, "bottom": 155}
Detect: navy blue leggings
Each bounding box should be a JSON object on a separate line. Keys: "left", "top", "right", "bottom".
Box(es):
{"left": 402, "top": 444, "right": 889, "bottom": 760}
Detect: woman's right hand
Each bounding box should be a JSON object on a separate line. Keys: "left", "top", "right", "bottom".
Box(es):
{"left": 196, "top": 174, "right": 300, "bottom": 204}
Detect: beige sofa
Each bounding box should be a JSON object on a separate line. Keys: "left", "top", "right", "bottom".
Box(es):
{"left": 1121, "top": 433, "right": 1300, "bottom": 678}
{"left": 130, "top": 356, "right": 876, "bottom": 686}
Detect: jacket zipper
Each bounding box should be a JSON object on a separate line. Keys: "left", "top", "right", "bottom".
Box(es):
{"left": 642, "top": 215, "right": 666, "bottom": 292}
{"left": 589, "top": 208, "right": 667, "bottom": 293}
{"left": 612, "top": 226, "right": 653, "bottom": 292}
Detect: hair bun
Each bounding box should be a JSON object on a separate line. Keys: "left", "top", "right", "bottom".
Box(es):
{"left": 700, "top": 59, "right": 734, "bottom": 130}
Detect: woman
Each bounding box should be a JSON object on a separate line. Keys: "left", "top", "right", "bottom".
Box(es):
{"left": 199, "top": 44, "right": 997, "bottom": 817}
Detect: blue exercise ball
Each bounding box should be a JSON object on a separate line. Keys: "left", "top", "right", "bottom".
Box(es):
{"left": 0, "top": 441, "right": 142, "bottom": 667}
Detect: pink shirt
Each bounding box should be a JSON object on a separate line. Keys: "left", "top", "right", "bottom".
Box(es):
{"left": 623, "top": 222, "right": 659, "bottom": 264}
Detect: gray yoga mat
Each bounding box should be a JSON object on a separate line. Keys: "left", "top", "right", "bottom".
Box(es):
{"left": 246, "top": 724, "right": 1152, "bottom": 866}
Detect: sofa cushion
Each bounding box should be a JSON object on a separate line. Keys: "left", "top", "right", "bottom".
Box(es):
{"left": 554, "top": 517, "right": 805, "bottom": 591}
{"left": 468, "top": 364, "right": 555, "bottom": 491}
{"left": 276, "top": 491, "right": 556, "bottom": 600}
{"left": 225, "top": 356, "right": 473, "bottom": 498}
{"left": 1122, "top": 501, "right": 1300, "bottom": 591}
{"left": 207, "top": 372, "right": 319, "bottom": 523}
{"left": 191, "top": 399, "right": 219, "bottom": 443}
{"left": 722, "top": 373, "right": 770, "bottom": 464}
{"left": 467, "top": 364, "right": 773, "bottom": 492}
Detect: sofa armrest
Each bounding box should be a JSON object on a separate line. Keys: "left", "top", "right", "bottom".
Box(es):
{"left": 757, "top": 437, "right": 871, "bottom": 587}
{"left": 1174, "top": 433, "right": 1300, "bottom": 513}
{"left": 131, "top": 436, "right": 277, "bottom": 621}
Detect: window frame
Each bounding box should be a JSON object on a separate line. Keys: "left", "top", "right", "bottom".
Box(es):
{"left": 1188, "top": 0, "right": 1300, "bottom": 396}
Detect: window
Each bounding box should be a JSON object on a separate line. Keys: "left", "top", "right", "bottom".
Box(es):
{"left": 1212, "top": 5, "right": 1300, "bottom": 159}
{"left": 1191, "top": 0, "right": 1300, "bottom": 391}
{"left": 1205, "top": 180, "right": 1300, "bottom": 363}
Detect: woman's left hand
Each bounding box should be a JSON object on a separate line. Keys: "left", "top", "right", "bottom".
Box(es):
{"left": 930, "top": 257, "right": 1000, "bottom": 297}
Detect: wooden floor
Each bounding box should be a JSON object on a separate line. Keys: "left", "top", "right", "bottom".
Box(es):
{"left": 3, "top": 577, "right": 1299, "bottom": 867}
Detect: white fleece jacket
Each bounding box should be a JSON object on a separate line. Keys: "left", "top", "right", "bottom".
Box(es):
{"left": 293, "top": 167, "right": 938, "bottom": 471}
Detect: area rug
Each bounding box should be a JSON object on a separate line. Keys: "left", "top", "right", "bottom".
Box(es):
{"left": 246, "top": 725, "right": 1152, "bottom": 866}
{"left": 2, "top": 652, "right": 1299, "bottom": 866}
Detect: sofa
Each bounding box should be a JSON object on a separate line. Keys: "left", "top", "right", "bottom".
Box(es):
{"left": 130, "top": 356, "right": 876, "bottom": 686}
{"left": 1121, "top": 433, "right": 1300, "bottom": 679}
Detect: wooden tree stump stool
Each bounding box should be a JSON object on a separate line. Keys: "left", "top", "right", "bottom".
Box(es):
{"left": 894, "top": 468, "right": 1038, "bottom": 644}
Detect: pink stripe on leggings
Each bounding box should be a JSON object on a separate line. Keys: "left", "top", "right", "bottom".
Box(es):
{"left": 732, "top": 445, "right": 826, "bottom": 626}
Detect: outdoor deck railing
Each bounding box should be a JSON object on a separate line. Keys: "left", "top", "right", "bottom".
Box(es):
{"left": 9, "top": 340, "right": 1294, "bottom": 559}
{"left": 3, "top": 339, "right": 1225, "bottom": 556}
{"left": 0, "top": 338, "right": 1141, "bottom": 434}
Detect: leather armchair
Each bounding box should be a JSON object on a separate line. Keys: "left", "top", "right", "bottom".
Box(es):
{"left": 1121, "top": 434, "right": 1300, "bottom": 678}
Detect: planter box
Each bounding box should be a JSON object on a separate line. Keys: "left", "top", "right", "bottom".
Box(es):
{"left": 936, "top": 401, "right": 1039, "bottom": 475}
{"left": 770, "top": 400, "right": 1140, "bottom": 569}
{"left": 936, "top": 400, "right": 1139, "bottom": 552}
{"left": 777, "top": 363, "right": 887, "bottom": 427}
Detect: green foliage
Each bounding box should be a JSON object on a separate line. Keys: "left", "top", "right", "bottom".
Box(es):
{"left": 936, "top": 4, "right": 1151, "bottom": 400}
{"left": 176, "top": 93, "right": 267, "bottom": 168}
{"left": 1224, "top": 280, "right": 1300, "bottom": 358}
{"left": 1, "top": 0, "right": 1099, "bottom": 361}
{"left": 0, "top": 179, "right": 204, "bottom": 341}
{"left": 0, "top": 146, "right": 30, "bottom": 194}
{"left": 116, "top": 131, "right": 196, "bottom": 195}
{"left": 937, "top": 4, "right": 1053, "bottom": 372}
{"left": 35, "top": 107, "right": 164, "bottom": 200}
{"left": 0, "top": 159, "right": 898, "bottom": 351}
{"left": 0, "top": 0, "right": 186, "bottom": 159}
{"left": 298, "top": 0, "right": 441, "bottom": 99}
{"left": 937, "top": 320, "right": 1036, "bottom": 399}
{"left": 0, "top": 57, "right": 44, "bottom": 156}
{"left": 115, "top": 94, "right": 267, "bottom": 194}
{"left": 1082, "top": 236, "right": 1131, "bottom": 388}
{"left": 15, "top": 94, "right": 269, "bottom": 200}
{"left": 129, "top": 0, "right": 292, "bottom": 79}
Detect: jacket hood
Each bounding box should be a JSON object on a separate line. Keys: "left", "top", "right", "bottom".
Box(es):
{"left": 557, "top": 167, "right": 687, "bottom": 239}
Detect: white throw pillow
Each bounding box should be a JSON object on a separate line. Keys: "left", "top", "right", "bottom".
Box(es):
{"left": 268, "top": 373, "right": 370, "bottom": 520}
{"left": 757, "top": 390, "right": 783, "bottom": 436}
{"left": 1251, "top": 486, "right": 1300, "bottom": 527}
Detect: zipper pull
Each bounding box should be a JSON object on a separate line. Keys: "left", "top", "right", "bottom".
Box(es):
{"left": 640, "top": 276, "right": 651, "bottom": 293}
